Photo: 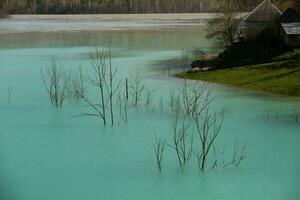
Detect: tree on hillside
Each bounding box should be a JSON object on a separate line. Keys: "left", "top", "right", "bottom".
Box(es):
{"left": 275, "top": 0, "right": 300, "bottom": 12}
{"left": 0, "top": 5, "right": 7, "bottom": 18}
{"left": 207, "top": 0, "right": 243, "bottom": 48}
{"left": 290, "top": 0, "right": 300, "bottom": 13}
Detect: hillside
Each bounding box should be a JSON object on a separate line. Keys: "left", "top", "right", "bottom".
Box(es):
{"left": 0, "top": 0, "right": 286, "bottom": 14}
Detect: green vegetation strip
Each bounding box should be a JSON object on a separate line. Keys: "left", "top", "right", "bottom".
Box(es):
{"left": 178, "top": 59, "right": 300, "bottom": 97}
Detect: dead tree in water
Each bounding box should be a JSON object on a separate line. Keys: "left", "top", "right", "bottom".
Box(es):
{"left": 194, "top": 107, "right": 224, "bottom": 172}
{"left": 164, "top": 80, "right": 247, "bottom": 172}
{"left": 159, "top": 96, "right": 164, "bottom": 112}
{"left": 181, "top": 49, "right": 190, "bottom": 72}
{"left": 166, "top": 80, "right": 211, "bottom": 170}
{"left": 125, "top": 78, "right": 129, "bottom": 100}
{"left": 7, "top": 86, "right": 12, "bottom": 105}
{"left": 291, "top": 107, "right": 300, "bottom": 122}
{"left": 70, "top": 66, "right": 86, "bottom": 101}
{"left": 117, "top": 89, "right": 128, "bottom": 123}
{"left": 129, "top": 72, "right": 145, "bottom": 106}
{"left": 222, "top": 141, "right": 247, "bottom": 168}
{"left": 180, "top": 80, "right": 210, "bottom": 117}
{"left": 41, "top": 57, "right": 71, "bottom": 108}
{"left": 144, "top": 89, "right": 155, "bottom": 107}
{"left": 169, "top": 90, "right": 181, "bottom": 115}
{"left": 78, "top": 48, "right": 120, "bottom": 126}
{"left": 168, "top": 115, "right": 193, "bottom": 170}
{"left": 105, "top": 49, "right": 121, "bottom": 126}
{"left": 153, "top": 136, "right": 166, "bottom": 172}
{"left": 78, "top": 48, "right": 108, "bottom": 126}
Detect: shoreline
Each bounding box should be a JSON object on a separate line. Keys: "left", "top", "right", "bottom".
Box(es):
{"left": 177, "top": 59, "right": 300, "bottom": 98}
{"left": 175, "top": 63, "right": 300, "bottom": 98}
{"left": 176, "top": 72, "right": 300, "bottom": 99}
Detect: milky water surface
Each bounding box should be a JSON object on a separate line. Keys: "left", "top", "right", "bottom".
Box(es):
{"left": 0, "top": 15, "right": 299, "bottom": 200}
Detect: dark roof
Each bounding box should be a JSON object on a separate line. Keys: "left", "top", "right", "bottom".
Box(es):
{"left": 245, "top": 0, "right": 282, "bottom": 22}
{"left": 279, "top": 8, "right": 300, "bottom": 23}
{"left": 281, "top": 23, "right": 300, "bottom": 35}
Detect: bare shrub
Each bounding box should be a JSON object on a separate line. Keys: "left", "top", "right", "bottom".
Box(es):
{"left": 169, "top": 90, "right": 181, "bottom": 115}
{"left": 168, "top": 63, "right": 171, "bottom": 77}
{"left": 159, "top": 96, "right": 164, "bottom": 112}
{"left": 217, "top": 141, "right": 247, "bottom": 168}
{"left": 165, "top": 80, "right": 247, "bottom": 172}
{"left": 229, "top": 141, "right": 247, "bottom": 167}
{"left": 77, "top": 48, "right": 108, "bottom": 125}
{"left": 117, "top": 85, "right": 128, "bottom": 124}
{"left": 264, "top": 107, "right": 300, "bottom": 123}
{"left": 167, "top": 116, "right": 193, "bottom": 169}
{"left": 291, "top": 107, "right": 300, "bottom": 122}
{"left": 69, "top": 67, "right": 86, "bottom": 101}
{"left": 153, "top": 136, "right": 166, "bottom": 172}
{"left": 144, "top": 89, "right": 155, "bottom": 107}
{"left": 180, "top": 49, "right": 191, "bottom": 72}
{"left": 41, "top": 57, "right": 71, "bottom": 108}
{"left": 7, "top": 86, "right": 12, "bottom": 105}
{"left": 125, "top": 78, "right": 129, "bottom": 100}
{"left": 105, "top": 49, "right": 121, "bottom": 126}
{"left": 194, "top": 107, "right": 224, "bottom": 172}
{"left": 180, "top": 80, "right": 210, "bottom": 117}
{"left": 77, "top": 48, "right": 120, "bottom": 126}
{"left": 129, "top": 72, "right": 145, "bottom": 106}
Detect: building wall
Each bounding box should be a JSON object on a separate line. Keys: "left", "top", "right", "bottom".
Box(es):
{"left": 284, "top": 35, "right": 300, "bottom": 46}
{"left": 240, "top": 21, "right": 273, "bottom": 40}
{"left": 280, "top": 26, "right": 300, "bottom": 47}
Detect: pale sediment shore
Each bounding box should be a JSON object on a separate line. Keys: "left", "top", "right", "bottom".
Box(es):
{"left": 0, "top": 13, "right": 213, "bottom": 33}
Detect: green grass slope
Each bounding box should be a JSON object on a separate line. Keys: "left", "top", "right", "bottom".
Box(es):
{"left": 178, "top": 49, "right": 300, "bottom": 97}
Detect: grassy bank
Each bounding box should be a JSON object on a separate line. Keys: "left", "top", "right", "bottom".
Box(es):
{"left": 178, "top": 49, "right": 300, "bottom": 97}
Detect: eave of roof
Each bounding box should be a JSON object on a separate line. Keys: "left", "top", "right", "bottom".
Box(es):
{"left": 281, "top": 23, "right": 300, "bottom": 35}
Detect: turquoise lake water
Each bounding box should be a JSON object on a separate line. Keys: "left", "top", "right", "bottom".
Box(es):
{"left": 0, "top": 15, "right": 300, "bottom": 200}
